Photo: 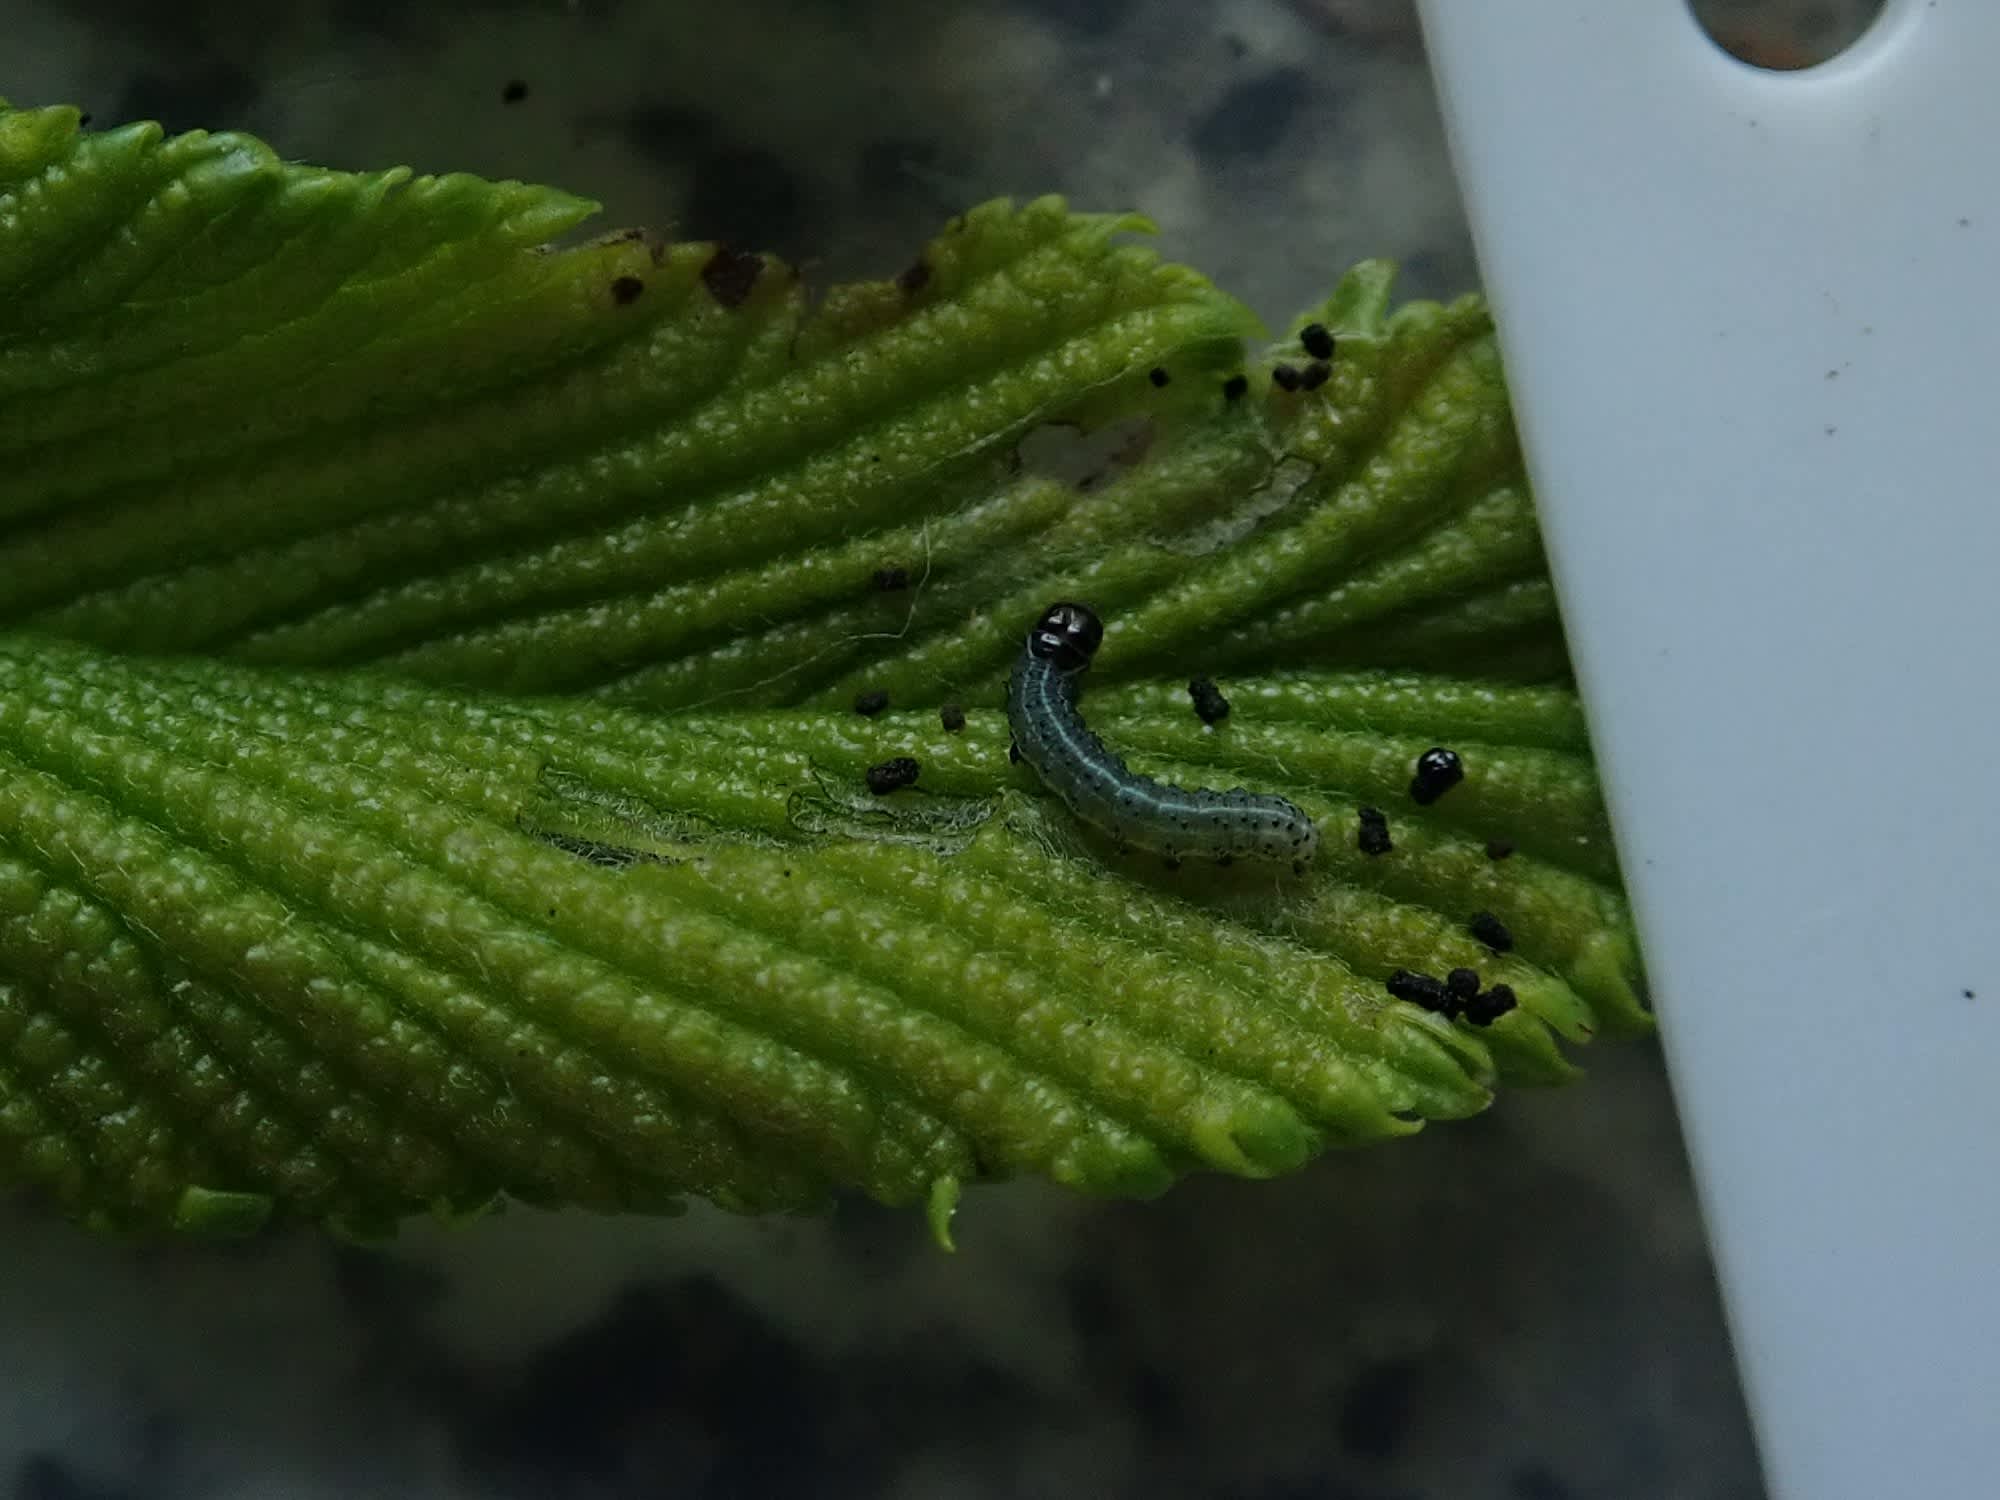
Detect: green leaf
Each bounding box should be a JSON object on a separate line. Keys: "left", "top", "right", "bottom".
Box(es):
{"left": 0, "top": 101, "right": 1645, "bottom": 1240}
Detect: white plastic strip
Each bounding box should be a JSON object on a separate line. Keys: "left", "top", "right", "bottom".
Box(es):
{"left": 1412, "top": 3, "right": 2000, "bottom": 1496}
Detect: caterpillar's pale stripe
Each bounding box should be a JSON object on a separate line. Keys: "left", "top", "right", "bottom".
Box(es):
{"left": 1005, "top": 602, "right": 1319, "bottom": 870}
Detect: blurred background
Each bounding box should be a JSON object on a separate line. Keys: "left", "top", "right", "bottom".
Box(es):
{"left": 0, "top": 2, "right": 1883, "bottom": 1496}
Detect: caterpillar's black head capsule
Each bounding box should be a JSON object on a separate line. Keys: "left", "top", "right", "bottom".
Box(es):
{"left": 1028, "top": 601, "right": 1104, "bottom": 671}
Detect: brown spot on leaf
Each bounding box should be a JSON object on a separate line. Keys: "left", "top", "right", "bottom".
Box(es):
{"left": 866, "top": 756, "right": 921, "bottom": 794}
{"left": 610, "top": 275, "right": 645, "bottom": 306}
{"left": 701, "top": 245, "right": 764, "bottom": 308}
{"left": 896, "top": 259, "right": 932, "bottom": 294}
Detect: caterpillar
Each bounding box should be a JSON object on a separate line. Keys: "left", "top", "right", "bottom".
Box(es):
{"left": 1005, "top": 601, "right": 1319, "bottom": 871}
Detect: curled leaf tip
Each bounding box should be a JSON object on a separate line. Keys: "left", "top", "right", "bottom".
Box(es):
{"left": 927, "top": 1175, "right": 962, "bottom": 1253}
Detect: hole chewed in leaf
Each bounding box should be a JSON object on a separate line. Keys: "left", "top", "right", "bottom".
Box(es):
{"left": 788, "top": 767, "right": 995, "bottom": 854}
